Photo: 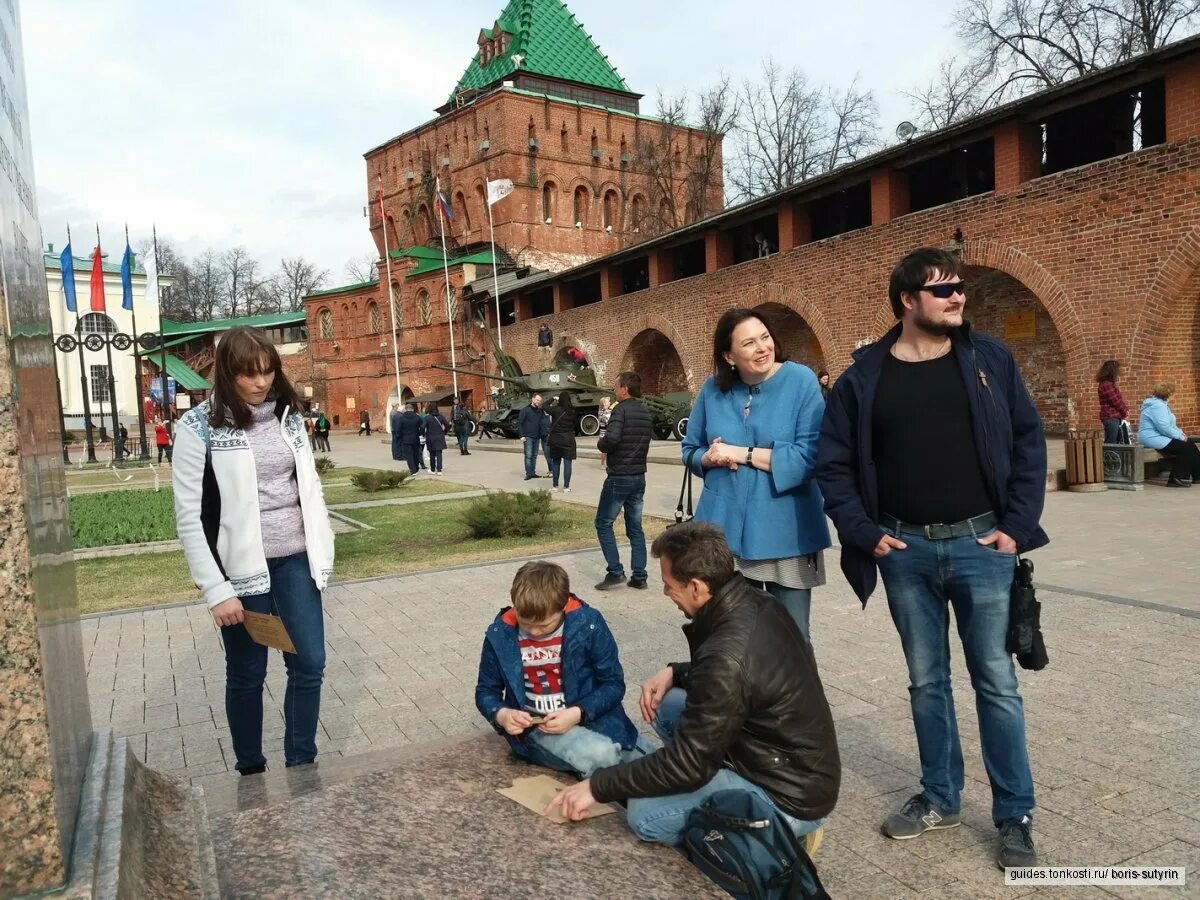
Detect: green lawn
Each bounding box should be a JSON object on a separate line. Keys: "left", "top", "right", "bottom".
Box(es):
{"left": 74, "top": 499, "right": 668, "bottom": 615}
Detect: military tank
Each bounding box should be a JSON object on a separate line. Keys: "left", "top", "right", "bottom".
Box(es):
{"left": 430, "top": 338, "right": 691, "bottom": 440}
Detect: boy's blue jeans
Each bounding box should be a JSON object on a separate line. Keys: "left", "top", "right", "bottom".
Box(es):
{"left": 876, "top": 524, "right": 1035, "bottom": 824}
{"left": 625, "top": 689, "right": 824, "bottom": 845}
{"left": 523, "top": 725, "right": 653, "bottom": 778}
{"left": 594, "top": 474, "right": 647, "bottom": 580}
{"left": 221, "top": 552, "right": 326, "bottom": 771}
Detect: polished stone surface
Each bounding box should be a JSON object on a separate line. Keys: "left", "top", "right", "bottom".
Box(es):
{"left": 0, "top": 3, "right": 94, "bottom": 892}
{"left": 208, "top": 733, "right": 723, "bottom": 898}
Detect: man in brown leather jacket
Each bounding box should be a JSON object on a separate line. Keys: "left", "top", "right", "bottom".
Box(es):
{"left": 548, "top": 521, "right": 840, "bottom": 844}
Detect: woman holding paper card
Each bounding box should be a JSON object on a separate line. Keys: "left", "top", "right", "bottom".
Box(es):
{"left": 173, "top": 326, "right": 335, "bottom": 776}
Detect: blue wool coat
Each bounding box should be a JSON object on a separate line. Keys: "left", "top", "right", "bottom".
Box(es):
{"left": 474, "top": 596, "right": 638, "bottom": 756}
{"left": 682, "top": 361, "right": 831, "bottom": 561}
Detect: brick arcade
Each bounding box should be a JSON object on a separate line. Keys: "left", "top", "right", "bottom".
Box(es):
{"left": 303, "top": 2, "right": 1200, "bottom": 438}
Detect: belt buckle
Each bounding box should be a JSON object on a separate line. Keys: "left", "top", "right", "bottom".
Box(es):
{"left": 924, "top": 524, "right": 934, "bottom": 539}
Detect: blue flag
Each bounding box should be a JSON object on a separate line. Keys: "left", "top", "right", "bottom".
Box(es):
{"left": 60, "top": 242, "right": 77, "bottom": 313}
{"left": 120, "top": 241, "right": 133, "bottom": 311}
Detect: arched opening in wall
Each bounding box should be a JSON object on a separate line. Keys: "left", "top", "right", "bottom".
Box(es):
{"left": 753, "top": 302, "right": 824, "bottom": 374}
{"left": 602, "top": 189, "right": 619, "bottom": 232}
{"left": 319, "top": 307, "right": 334, "bottom": 339}
{"left": 620, "top": 329, "right": 689, "bottom": 399}
{"left": 964, "top": 266, "right": 1069, "bottom": 435}
{"left": 542, "top": 181, "right": 557, "bottom": 223}
{"left": 415, "top": 205, "right": 432, "bottom": 244}
{"left": 573, "top": 186, "right": 589, "bottom": 228}
{"left": 1149, "top": 267, "right": 1200, "bottom": 431}
{"left": 367, "top": 301, "right": 382, "bottom": 334}
{"left": 385, "top": 215, "right": 398, "bottom": 249}
{"left": 475, "top": 184, "right": 486, "bottom": 225}
{"left": 630, "top": 195, "right": 645, "bottom": 234}
{"left": 455, "top": 191, "right": 471, "bottom": 231}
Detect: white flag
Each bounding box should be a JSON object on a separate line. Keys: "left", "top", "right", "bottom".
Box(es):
{"left": 143, "top": 250, "right": 159, "bottom": 309}
{"left": 487, "top": 178, "right": 514, "bottom": 207}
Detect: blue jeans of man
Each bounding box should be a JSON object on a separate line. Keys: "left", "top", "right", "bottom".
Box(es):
{"left": 523, "top": 726, "right": 653, "bottom": 778}
{"left": 595, "top": 474, "right": 647, "bottom": 580}
{"left": 548, "top": 454, "right": 573, "bottom": 488}
{"left": 456, "top": 430, "right": 469, "bottom": 453}
{"left": 221, "top": 552, "right": 326, "bottom": 771}
{"left": 876, "top": 525, "right": 1035, "bottom": 824}
{"left": 748, "top": 581, "right": 812, "bottom": 643}
{"left": 626, "top": 689, "right": 824, "bottom": 845}
{"left": 522, "top": 437, "right": 541, "bottom": 477}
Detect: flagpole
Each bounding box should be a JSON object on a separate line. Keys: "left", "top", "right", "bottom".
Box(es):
{"left": 70, "top": 224, "right": 98, "bottom": 463}
{"left": 98, "top": 225, "right": 122, "bottom": 461}
{"left": 154, "top": 226, "right": 171, "bottom": 440}
{"left": 378, "top": 177, "right": 403, "bottom": 414}
{"left": 485, "top": 178, "right": 504, "bottom": 352}
{"left": 126, "top": 224, "right": 150, "bottom": 459}
{"left": 435, "top": 179, "right": 459, "bottom": 397}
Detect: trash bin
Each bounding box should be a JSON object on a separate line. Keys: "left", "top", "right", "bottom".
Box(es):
{"left": 1064, "top": 430, "right": 1108, "bottom": 492}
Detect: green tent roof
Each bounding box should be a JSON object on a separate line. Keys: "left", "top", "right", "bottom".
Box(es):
{"left": 162, "top": 354, "right": 211, "bottom": 391}
{"left": 45, "top": 250, "right": 145, "bottom": 276}
{"left": 161, "top": 311, "right": 306, "bottom": 336}
{"left": 450, "top": 0, "right": 631, "bottom": 103}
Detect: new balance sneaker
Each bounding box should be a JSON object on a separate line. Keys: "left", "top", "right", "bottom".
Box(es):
{"left": 996, "top": 816, "right": 1037, "bottom": 869}
{"left": 881, "top": 794, "right": 961, "bottom": 839}
{"left": 594, "top": 574, "right": 626, "bottom": 591}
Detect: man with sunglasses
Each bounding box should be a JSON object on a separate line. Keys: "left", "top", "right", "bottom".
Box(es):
{"left": 816, "top": 247, "right": 1048, "bottom": 871}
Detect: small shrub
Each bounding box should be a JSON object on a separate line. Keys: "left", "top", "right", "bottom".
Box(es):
{"left": 350, "top": 469, "right": 410, "bottom": 493}
{"left": 314, "top": 457, "right": 336, "bottom": 475}
{"left": 62, "top": 431, "right": 78, "bottom": 444}
{"left": 461, "top": 491, "right": 553, "bottom": 539}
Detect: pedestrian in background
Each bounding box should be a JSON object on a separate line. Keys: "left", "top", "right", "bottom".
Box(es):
{"left": 1138, "top": 381, "right": 1200, "bottom": 487}
{"left": 452, "top": 396, "right": 473, "bottom": 455}
{"left": 546, "top": 394, "right": 577, "bottom": 493}
{"left": 393, "top": 402, "right": 425, "bottom": 475}
{"left": 597, "top": 396, "right": 612, "bottom": 471}
{"left": 595, "top": 372, "right": 652, "bottom": 591}
{"left": 1096, "top": 360, "right": 1128, "bottom": 444}
{"left": 518, "top": 394, "right": 546, "bottom": 480}
{"left": 154, "top": 418, "right": 173, "bottom": 464}
{"left": 424, "top": 402, "right": 450, "bottom": 476}
{"left": 358, "top": 408, "right": 371, "bottom": 436}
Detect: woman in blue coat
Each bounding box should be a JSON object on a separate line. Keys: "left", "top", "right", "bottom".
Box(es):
{"left": 682, "top": 308, "right": 831, "bottom": 640}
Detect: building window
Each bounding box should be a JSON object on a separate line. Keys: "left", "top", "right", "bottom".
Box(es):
{"left": 90, "top": 365, "right": 110, "bottom": 403}
{"left": 455, "top": 191, "right": 472, "bottom": 230}
{"left": 444, "top": 285, "right": 458, "bottom": 323}
{"left": 602, "top": 190, "right": 619, "bottom": 231}
{"left": 78, "top": 312, "right": 116, "bottom": 334}
{"left": 631, "top": 195, "right": 645, "bottom": 233}
{"left": 417, "top": 290, "right": 433, "bottom": 326}
{"left": 319, "top": 307, "right": 334, "bottom": 339}
{"left": 574, "top": 186, "right": 589, "bottom": 228}
{"left": 368, "top": 301, "right": 383, "bottom": 334}
{"left": 542, "top": 182, "right": 556, "bottom": 224}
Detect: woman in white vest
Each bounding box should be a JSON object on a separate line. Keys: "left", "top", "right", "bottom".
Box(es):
{"left": 173, "top": 326, "right": 335, "bottom": 775}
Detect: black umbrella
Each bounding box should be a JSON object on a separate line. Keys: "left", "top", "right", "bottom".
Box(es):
{"left": 1008, "top": 557, "right": 1049, "bottom": 671}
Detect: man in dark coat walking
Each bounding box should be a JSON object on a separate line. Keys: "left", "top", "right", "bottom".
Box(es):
{"left": 391, "top": 402, "right": 425, "bottom": 475}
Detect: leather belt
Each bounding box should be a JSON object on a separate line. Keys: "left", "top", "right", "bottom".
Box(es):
{"left": 879, "top": 511, "right": 998, "bottom": 540}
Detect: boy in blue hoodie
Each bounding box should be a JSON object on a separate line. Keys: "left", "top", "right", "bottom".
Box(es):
{"left": 475, "top": 560, "right": 645, "bottom": 777}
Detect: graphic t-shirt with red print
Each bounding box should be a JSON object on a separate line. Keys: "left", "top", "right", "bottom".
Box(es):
{"left": 519, "top": 621, "right": 566, "bottom": 716}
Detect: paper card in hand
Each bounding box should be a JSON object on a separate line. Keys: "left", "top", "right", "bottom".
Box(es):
{"left": 241, "top": 611, "right": 296, "bottom": 653}
{"left": 496, "top": 775, "right": 618, "bottom": 824}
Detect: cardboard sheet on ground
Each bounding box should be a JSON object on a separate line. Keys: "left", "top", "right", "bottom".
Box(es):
{"left": 241, "top": 611, "right": 296, "bottom": 653}
{"left": 496, "top": 775, "right": 619, "bottom": 824}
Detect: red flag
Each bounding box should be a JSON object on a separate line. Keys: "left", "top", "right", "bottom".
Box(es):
{"left": 89, "top": 244, "right": 106, "bottom": 312}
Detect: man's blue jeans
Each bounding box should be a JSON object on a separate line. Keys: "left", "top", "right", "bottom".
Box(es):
{"left": 626, "top": 689, "right": 824, "bottom": 845}
{"left": 221, "top": 552, "right": 326, "bottom": 771}
{"left": 594, "top": 474, "right": 647, "bottom": 580}
{"left": 523, "top": 726, "right": 653, "bottom": 778}
{"left": 876, "top": 526, "right": 1035, "bottom": 824}
{"left": 522, "top": 438, "right": 539, "bottom": 477}
{"left": 548, "top": 454, "right": 573, "bottom": 488}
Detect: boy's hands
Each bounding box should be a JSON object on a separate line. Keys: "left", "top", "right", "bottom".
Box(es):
{"left": 495, "top": 708, "right": 534, "bottom": 735}
{"left": 640, "top": 666, "right": 674, "bottom": 723}
{"left": 538, "top": 706, "right": 582, "bottom": 734}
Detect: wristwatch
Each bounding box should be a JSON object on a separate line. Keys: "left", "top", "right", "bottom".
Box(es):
{"left": 745, "top": 445, "right": 754, "bottom": 465}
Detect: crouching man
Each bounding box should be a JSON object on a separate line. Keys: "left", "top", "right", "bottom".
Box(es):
{"left": 548, "top": 521, "right": 840, "bottom": 845}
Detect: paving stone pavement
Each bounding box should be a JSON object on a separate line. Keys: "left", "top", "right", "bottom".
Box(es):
{"left": 83, "top": 539, "right": 1199, "bottom": 897}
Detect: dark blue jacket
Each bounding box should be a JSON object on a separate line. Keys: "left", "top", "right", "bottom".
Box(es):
{"left": 517, "top": 403, "right": 548, "bottom": 440}
{"left": 815, "top": 322, "right": 1049, "bottom": 605}
{"left": 474, "top": 596, "right": 639, "bottom": 755}
{"left": 393, "top": 410, "right": 424, "bottom": 445}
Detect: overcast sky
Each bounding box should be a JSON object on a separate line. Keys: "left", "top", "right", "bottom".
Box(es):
{"left": 22, "top": 0, "right": 959, "bottom": 284}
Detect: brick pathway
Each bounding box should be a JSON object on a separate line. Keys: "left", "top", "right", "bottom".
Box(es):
{"left": 83, "top": 539, "right": 1199, "bottom": 897}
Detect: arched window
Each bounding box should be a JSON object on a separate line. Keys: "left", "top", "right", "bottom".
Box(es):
{"left": 573, "top": 186, "right": 589, "bottom": 228}
{"left": 417, "top": 289, "right": 433, "bottom": 326}
{"left": 367, "top": 301, "right": 383, "bottom": 334}
{"left": 602, "top": 189, "right": 619, "bottom": 231}
{"left": 475, "top": 184, "right": 486, "bottom": 224}
{"left": 630, "top": 195, "right": 645, "bottom": 233}
{"left": 416, "top": 205, "right": 432, "bottom": 243}
{"left": 560, "top": 123, "right": 568, "bottom": 152}
{"left": 319, "top": 307, "right": 334, "bottom": 339}
{"left": 542, "top": 181, "right": 556, "bottom": 224}
{"left": 390, "top": 284, "right": 403, "bottom": 330}
{"left": 77, "top": 312, "right": 116, "bottom": 334}
{"left": 590, "top": 131, "right": 599, "bottom": 158}
{"left": 444, "top": 285, "right": 458, "bottom": 323}
{"left": 455, "top": 191, "right": 471, "bottom": 230}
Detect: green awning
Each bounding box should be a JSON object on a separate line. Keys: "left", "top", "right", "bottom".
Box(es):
{"left": 163, "top": 354, "right": 211, "bottom": 391}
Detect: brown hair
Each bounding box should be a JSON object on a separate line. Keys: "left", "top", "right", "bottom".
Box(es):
{"left": 1152, "top": 381, "right": 1175, "bottom": 400}
{"left": 1096, "top": 360, "right": 1120, "bottom": 383}
{"left": 712, "top": 309, "right": 789, "bottom": 392}
{"left": 888, "top": 247, "right": 964, "bottom": 318}
{"left": 209, "top": 326, "right": 304, "bottom": 429}
{"left": 510, "top": 560, "right": 570, "bottom": 619}
{"left": 651, "top": 521, "right": 735, "bottom": 592}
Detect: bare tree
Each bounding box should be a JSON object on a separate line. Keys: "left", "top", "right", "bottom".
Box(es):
{"left": 633, "top": 92, "right": 689, "bottom": 236}
{"left": 191, "top": 250, "right": 223, "bottom": 322}
{"left": 344, "top": 253, "right": 380, "bottom": 284}
{"left": 903, "top": 58, "right": 994, "bottom": 130}
{"left": 221, "top": 246, "right": 256, "bottom": 318}
{"left": 686, "top": 76, "right": 739, "bottom": 221}
{"left": 275, "top": 257, "right": 330, "bottom": 313}
{"left": 728, "top": 59, "right": 879, "bottom": 202}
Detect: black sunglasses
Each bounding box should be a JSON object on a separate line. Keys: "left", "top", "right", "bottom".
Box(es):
{"left": 922, "top": 281, "right": 966, "bottom": 299}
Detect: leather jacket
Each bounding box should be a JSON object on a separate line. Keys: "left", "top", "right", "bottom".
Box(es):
{"left": 590, "top": 574, "right": 840, "bottom": 820}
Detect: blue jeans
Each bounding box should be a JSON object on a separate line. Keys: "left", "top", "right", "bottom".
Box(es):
{"left": 428, "top": 446, "right": 444, "bottom": 473}
{"left": 221, "top": 552, "right": 326, "bottom": 771}
{"left": 523, "top": 726, "right": 653, "bottom": 778}
{"left": 750, "top": 581, "right": 811, "bottom": 643}
{"left": 626, "top": 689, "right": 824, "bottom": 845}
{"left": 548, "top": 454, "right": 573, "bottom": 488}
{"left": 522, "top": 438, "right": 539, "bottom": 477}
{"left": 456, "top": 430, "right": 469, "bottom": 453}
{"left": 876, "top": 525, "right": 1035, "bottom": 824}
{"left": 1101, "top": 418, "right": 1122, "bottom": 444}
{"left": 594, "top": 474, "right": 647, "bottom": 580}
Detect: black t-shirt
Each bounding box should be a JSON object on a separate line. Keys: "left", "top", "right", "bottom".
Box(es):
{"left": 872, "top": 351, "right": 993, "bottom": 525}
